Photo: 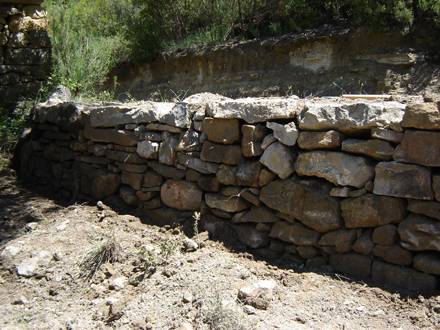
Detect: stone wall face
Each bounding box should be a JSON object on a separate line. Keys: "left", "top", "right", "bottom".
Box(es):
{"left": 20, "top": 92, "right": 440, "bottom": 291}
{"left": 0, "top": 0, "right": 50, "bottom": 101}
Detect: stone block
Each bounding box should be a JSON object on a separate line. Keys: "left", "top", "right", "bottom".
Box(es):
{"left": 329, "top": 253, "right": 372, "bottom": 279}
{"left": 177, "top": 153, "right": 219, "bottom": 174}
{"left": 232, "top": 224, "right": 270, "bottom": 249}
{"left": 371, "top": 127, "right": 403, "bottom": 143}
{"left": 200, "top": 141, "right": 243, "bottom": 165}
{"left": 236, "top": 161, "right": 262, "bottom": 187}
{"left": 434, "top": 174, "right": 440, "bottom": 202}
{"left": 295, "top": 151, "right": 375, "bottom": 188}
{"left": 398, "top": 214, "right": 440, "bottom": 252}
{"left": 407, "top": 200, "right": 440, "bottom": 220}
{"left": 297, "top": 246, "right": 320, "bottom": 259}
{"left": 373, "top": 244, "right": 413, "bottom": 266}
{"left": 269, "top": 221, "right": 321, "bottom": 246}
{"left": 91, "top": 169, "right": 121, "bottom": 200}
{"left": 8, "top": 16, "right": 48, "bottom": 33}
{"left": 297, "top": 130, "right": 344, "bottom": 150}
{"left": 215, "top": 164, "right": 237, "bottom": 185}
{"left": 205, "top": 193, "right": 250, "bottom": 212}
{"left": 341, "top": 139, "right": 394, "bottom": 161}
{"left": 121, "top": 172, "right": 143, "bottom": 190}
{"left": 147, "top": 161, "right": 185, "bottom": 179}
{"left": 259, "top": 142, "right": 295, "bottom": 180}
{"left": 319, "top": 228, "right": 357, "bottom": 253}
{"left": 135, "top": 190, "right": 158, "bottom": 202}
{"left": 105, "top": 150, "right": 146, "bottom": 164}
{"left": 119, "top": 186, "right": 139, "bottom": 206}
{"left": 197, "top": 175, "right": 221, "bottom": 192}
{"left": 372, "top": 224, "right": 398, "bottom": 245}
{"left": 242, "top": 124, "right": 267, "bottom": 157}
{"left": 176, "top": 130, "right": 201, "bottom": 152}
{"left": 161, "top": 180, "right": 202, "bottom": 211}
{"left": 413, "top": 252, "right": 440, "bottom": 275}
{"left": 159, "top": 136, "right": 178, "bottom": 165}
{"left": 373, "top": 161, "right": 433, "bottom": 200}
{"left": 401, "top": 102, "right": 440, "bottom": 130}
{"left": 266, "top": 121, "right": 299, "bottom": 146}
{"left": 239, "top": 206, "right": 279, "bottom": 223}
{"left": 115, "top": 162, "right": 147, "bottom": 174}
{"left": 341, "top": 194, "right": 406, "bottom": 228}
{"left": 352, "top": 229, "right": 374, "bottom": 255}
{"left": 90, "top": 129, "right": 138, "bottom": 147}
{"left": 203, "top": 118, "right": 240, "bottom": 144}
{"left": 372, "top": 261, "right": 437, "bottom": 291}
{"left": 258, "top": 168, "right": 277, "bottom": 187}
{"left": 137, "top": 140, "right": 159, "bottom": 159}
{"left": 394, "top": 130, "right": 440, "bottom": 166}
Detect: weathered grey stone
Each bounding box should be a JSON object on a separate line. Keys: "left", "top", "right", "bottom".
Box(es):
{"left": 221, "top": 186, "right": 242, "bottom": 197}
{"left": 34, "top": 102, "right": 81, "bottom": 133}
{"left": 352, "top": 229, "right": 374, "bottom": 255}
{"left": 348, "top": 187, "right": 367, "bottom": 198}
{"left": 239, "top": 206, "right": 279, "bottom": 223}
{"left": 394, "top": 130, "right": 440, "bottom": 166}
{"left": 297, "top": 246, "right": 320, "bottom": 259}
{"left": 203, "top": 118, "right": 240, "bottom": 144}
{"left": 236, "top": 161, "right": 262, "bottom": 187}
{"left": 119, "top": 186, "right": 139, "bottom": 206}
{"left": 205, "top": 193, "right": 251, "bottom": 212}
{"left": 105, "top": 150, "right": 146, "bottom": 164}
{"left": 121, "top": 172, "right": 143, "bottom": 190}
{"left": 91, "top": 169, "right": 121, "bottom": 200}
{"left": 16, "top": 257, "right": 40, "bottom": 277}
{"left": 136, "top": 140, "right": 159, "bottom": 159}
{"left": 373, "top": 162, "right": 433, "bottom": 200}
{"left": 372, "top": 224, "right": 398, "bottom": 245}
{"left": 402, "top": 102, "right": 440, "bottom": 130}
{"left": 297, "top": 130, "right": 344, "bottom": 150}
{"left": 242, "top": 124, "right": 267, "bottom": 157}
{"left": 216, "top": 164, "right": 237, "bottom": 185}
{"left": 240, "top": 189, "right": 261, "bottom": 206}
{"left": 200, "top": 141, "right": 243, "bottom": 165}
{"left": 115, "top": 162, "right": 147, "bottom": 174}
{"left": 259, "top": 168, "right": 277, "bottom": 187}
{"left": 300, "top": 101, "right": 406, "bottom": 134}
{"left": 269, "top": 221, "right": 321, "bottom": 246}
{"left": 266, "top": 122, "right": 298, "bottom": 146}
{"left": 159, "top": 136, "right": 179, "bottom": 165}
{"left": 90, "top": 129, "right": 139, "bottom": 146}
{"left": 413, "top": 252, "right": 440, "bottom": 275}
{"left": 341, "top": 194, "right": 406, "bottom": 228}
{"left": 398, "top": 214, "right": 440, "bottom": 252}
{"left": 329, "top": 253, "right": 372, "bottom": 278}
{"left": 232, "top": 224, "right": 270, "bottom": 248}
{"left": 341, "top": 139, "right": 394, "bottom": 161}
{"left": 371, "top": 127, "right": 403, "bottom": 143}
{"left": 261, "top": 134, "right": 276, "bottom": 150}
{"left": 373, "top": 244, "right": 413, "bottom": 266}
{"left": 146, "top": 161, "right": 185, "bottom": 179}
{"left": 259, "top": 142, "right": 295, "bottom": 179}
{"left": 329, "top": 187, "right": 353, "bottom": 197}
{"left": 197, "top": 175, "right": 221, "bottom": 192}
{"left": 159, "top": 102, "right": 194, "bottom": 128}
{"left": 434, "top": 174, "right": 440, "bottom": 202}
{"left": 372, "top": 261, "right": 438, "bottom": 291}
{"left": 176, "top": 130, "right": 201, "bottom": 152}
{"left": 207, "top": 98, "right": 301, "bottom": 124}
{"left": 89, "top": 102, "right": 174, "bottom": 128}
{"left": 146, "top": 123, "right": 183, "bottom": 133}
{"left": 261, "top": 177, "right": 341, "bottom": 232}
{"left": 139, "top": 131, "right": 161, "bottom": 141}
{"left": 407, "top": 200, "right": 440, "bottom": 220}
{"left": 161, "top": 180, "right": 202, "bottom": 211}
{"left": 177, "top": 153, "right": 219, "bottom": 174}
{"left": 319, "top": 228, "right": 357, "bottom": 253}
{"left": 295, "top": 151, "right": 375, "bottom": 188}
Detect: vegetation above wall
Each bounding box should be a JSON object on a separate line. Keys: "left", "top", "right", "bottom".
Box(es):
{"left": 43, "top": 0, "right": 440, "bottom": 100}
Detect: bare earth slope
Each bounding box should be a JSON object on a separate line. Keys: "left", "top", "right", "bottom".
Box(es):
{"left": 1, "top": 167, "right": 440, "bottom": 330}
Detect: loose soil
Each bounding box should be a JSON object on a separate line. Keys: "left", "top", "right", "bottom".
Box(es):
{"left": 1, "top": 163, "right": 440, "bottom": 330}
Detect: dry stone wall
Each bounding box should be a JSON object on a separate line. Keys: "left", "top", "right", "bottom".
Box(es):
{"left": 19, "top": 90, "right": 440, "bottom": 291}
{"left": 0, "top": 0, "right": 50, "bottom": 101}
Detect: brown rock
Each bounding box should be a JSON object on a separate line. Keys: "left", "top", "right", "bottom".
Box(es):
{"left": 147, "top": 161, "right": 186, "bottom": 179}
{"left": 236, "top": 161, "right": 262, "bottom": 187}
{"left": 232, "top": 224, "right": 270, "bottom": 248}
{"left": 372, "top": 261, "right": 438, "bottom": 291}
{"left": 352, "top": 229, "right": 374, "bottom": 255}
{"left": 119, "top": 186, "right": 139, "bottom": 206}
{"left": 297, "top": 130, "right": 344, "bottom": 150}
{"left": 297, "top": 246, "right": 320, "bottom": 259}
{"left": 341, "top": 194, "right": 406, "bottom": 228}
{"left": 186, "top": 168, "right": 202, "bottom": 182}
{"left": 372, "top": 224, "right": 398, "bottom": 245}
{"left": 90, "top": 129, "right": 138, "bottom": 146}
{"left": 159, "top": 136, "right": 179, "bottom": 165}
{"left": 269, "top": 221, "right": 321, "bottom": 246}
{"left": 329, "top": 253, "right": 372, "bottom": 279}
{"left": 394, "top": 130, "right": 440, "bottom": 166}
{"left": 121, "top": 172, "right": 143, "bottom": 190}
{"left": 143, "top": 171, "right": 164, "bottom": 187}
{"left": 211, "top": 208, "right": 232, "bottom": 219}
{"left": 433, "top": 174, "right": 440, "bottom": 202}
{"left": 295, "top": 151, "right": 375, "bottom": 188}
{"left": 115, "top": 162, "right": 147, "bottom": 174}
{"left": 201, "top": 141, "right": 243, "bottom": 165}
{"left": 178, "top": 153, "right": 219, "bottom": 174}
{"left": 160, "top": 180, "right": 203, "bottom": 211}
{"left": 373, "top": 161, "right": 433, "bottom": 200}
{"left": 216, "top": 164, "right": 237, "bottom": 185}
{"left": 407, "top": 200, "right": 440, "bottom": 220}
{"left": 135, "top": 190, "right": 159, "bottom": 202}
{"left": 240, "top": 189, "right": 261, "bottom": 206}
{"left": 319, "top": 228, "right": 357, "bottom": 253}
{"left": 373, "top": 244, "right": 413, "bottom": 266}
{"left": 239, "top": 206, "right": 279, "bottom": 223}
{"left": 242, "top": 124, "right": 267, "bottom": 157}
{"left": 413, "top": 252, "right": 440, "bottom": 275}
{"left": 261, "top": 177, "right": 342, "bottom": 233}
{"left": 371, "top": 127, "right": 403, "bottom": 143}
{"left": 259, "top": 168, "right": 277, "bottom": 187}
{"left": 105, "top": 150, "right": 146, "bottom": 164}
{"left": 197, "top": 175, "right": 222, "bottom": 192}
{"left": 341, "top": 139, "right": 394, "bottom": 161}
{"left": 203, "top": 118, "right": 240, "bottom": 144}
{"left": 91, "top": 169, "right": 121, "bottom": 200}
{"left": 137, "top": 140, "right": 159, "bottom": 159}
{"left": 398, "top": 214, "right": 440, "bottom": 252}
{"left": 259, "top": 142, "right": 295, "bottom": 180}
{"left": 402, "top": 102, "right": 440, "bottom": 130}
{"left": 205, "top": 193, "right": 251, "bottom": 212}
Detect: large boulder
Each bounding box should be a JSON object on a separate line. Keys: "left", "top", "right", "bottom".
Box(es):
{"left": 295, "top": 151, "right": 375, "bottom": 188}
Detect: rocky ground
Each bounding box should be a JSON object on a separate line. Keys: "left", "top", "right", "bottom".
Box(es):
{"left": 2, "top": 163, "right": 440, "bottom": 330}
